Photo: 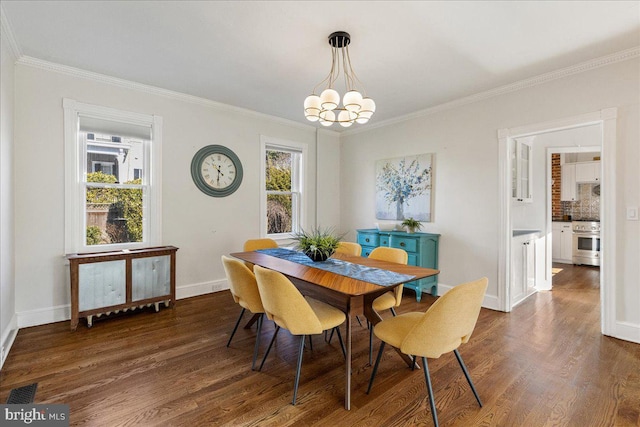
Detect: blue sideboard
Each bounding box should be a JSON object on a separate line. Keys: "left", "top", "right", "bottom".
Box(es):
{"left": 356, "top": 229, "right": 440, "bottom": 301}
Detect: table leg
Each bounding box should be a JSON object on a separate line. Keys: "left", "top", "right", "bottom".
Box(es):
{"left": 243, "top": 313, "right": 261, "bottom": 329}
{"left": 345, "top": 311, "right": 352, "bottom": 410}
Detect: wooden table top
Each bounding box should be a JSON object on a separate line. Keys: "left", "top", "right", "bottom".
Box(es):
{"left": 230, "top": 251, "right": 439, "bottom": 296}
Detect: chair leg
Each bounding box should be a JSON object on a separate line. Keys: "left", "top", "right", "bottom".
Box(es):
{"left": 326, "top": 328, "right": 335, "bottom": 343}
{"left": 366, "top": 341, "right": 386, "bottom": 394}
{"left": 258, "top": 325, "right": 280, "bottom": 371}
{"left": 227, "top": 308, "right": 246, "bottom": 347}
{"left": 355, "top": 315, "right": 363, "bottom": 327}
{"left": 292, "top": 335, "right": 306, "bottom": 405}
{"left": 390, "top": 307, "right": 397, "bottom": 317}
{"left": 411, "top": 355, "right": 417, "bottom": 371}
{"left": 308, "top": 335, "right": 313, "bottom": 351}
{"left": 453, "top": 349, "right": 482, "bottom": 407}
{"left": 422, "top": 357, "right": 439, "bottom": 427}
{"left": 369, "top": 325, "right": 374, "bottom": 365}
{"left": 334, "top": 327, "right": 346, "bottom": 359}
{"left": 251, "top": 314, "right": 264, "bottom": 371}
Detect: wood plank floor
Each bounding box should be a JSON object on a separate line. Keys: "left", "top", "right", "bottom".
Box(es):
{"left": 1, "top": 264, "right": 639, "bottom": 426}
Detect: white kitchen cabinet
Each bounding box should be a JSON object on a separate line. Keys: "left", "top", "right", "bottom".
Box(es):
{"left": 511, "top": 139, "right": 533, "bottom": 203}
{"left": 511, "top": 233, "right": 536, "bottom": 308}
{"left": 552, "top": 222, "right": 573, "bottom": 264}
{"left": 561, "top": 163, "right": 577, "bottom": 201}
{"left": 575, "top": 161, "right": 600, "bottom": 183}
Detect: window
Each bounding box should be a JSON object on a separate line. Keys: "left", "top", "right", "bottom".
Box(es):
{"left": 64, "top": 99, "right": 162, "bottom": 253}
{"left": 261, "top": 136, "right": 306, "bottom": 238}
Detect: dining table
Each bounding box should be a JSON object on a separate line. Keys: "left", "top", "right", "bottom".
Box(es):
{"left": 230, "top": 248, "right": 440, "bottom": 410}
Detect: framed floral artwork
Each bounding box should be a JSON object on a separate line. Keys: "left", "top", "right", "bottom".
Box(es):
{"left": 375, "top": 153, "right": 433, "bottom": 221}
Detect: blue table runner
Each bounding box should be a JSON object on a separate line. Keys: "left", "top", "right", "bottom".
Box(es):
{"left": 256, "top": 248, "right": 415, "bottom": 287}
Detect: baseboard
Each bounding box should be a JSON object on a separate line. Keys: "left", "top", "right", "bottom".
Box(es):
{"left": 436, "top": 283, "right": 501, "bottom": 311}
{"left": 612, "top": 321, "right": 640, "bottom": 344}
{"left": 16, "top": 304, "right": 70, "bottom": 329}
{"left": 176, "top": 278, "right": 228, "bottom": 300}
{"left": 13, "top": 279, "right": 229, "bottom": 330}
{"left": 0, "top": 314, "right": 18, "bottom": 370}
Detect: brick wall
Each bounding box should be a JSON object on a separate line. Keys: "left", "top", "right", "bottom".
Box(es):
{"left": 551, "top": 154, "right": 563, "bottom": 220}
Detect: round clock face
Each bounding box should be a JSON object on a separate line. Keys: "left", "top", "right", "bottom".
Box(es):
{"left": 200, "top": 152, "right": 236, "bottom": 190}
{"left": 191, "top": 145, "right": 243, "bottom": 197}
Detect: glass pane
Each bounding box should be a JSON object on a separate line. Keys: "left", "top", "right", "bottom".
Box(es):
{"left": 267, "top": 194, "right": 292, "bottom": 234}
{"left": 132, "top": 256, "right": 171, "bottom": 301}
{"left": 78, "top": 260, "right": 126, "bottom": 311}
{"left": 84, "top": 131, "right": 145, "bottom": 184}
{"left": 266, "top": 150, "right": 292, "bottom": 191}
{"left": 86, "top": 185, "right": 143, "bottom": 245}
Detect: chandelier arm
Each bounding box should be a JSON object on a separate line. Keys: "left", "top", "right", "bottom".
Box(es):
{"left": 344, "top": 45, "right": 367, "bottom": 96}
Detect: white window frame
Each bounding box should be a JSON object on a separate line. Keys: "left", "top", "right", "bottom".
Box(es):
{"left": 63, "top": 99, "right": 162, "bottom": 254}
{"left": 260, "top": 135, "right": 307, "bottom": 240}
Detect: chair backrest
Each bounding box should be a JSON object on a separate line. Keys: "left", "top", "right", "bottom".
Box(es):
{"left": 369, "top": 247, "right": 408, "bottom": 305}
{"left": 221, "top": 256, "right": 264, "bottom": 313}
{"left": 401, "top": 277, "right": 488, "bottom": 358}
{"left": 253, "top": 265, "right": 323, "bottom": 335}
{"left": 243, "top": 238, "right": 278, "bottom": 251}
{"left": 335, "top": 241, "right": 362, "bottom": 256}
{"left": 369, "top": 247, "right": 408, "bottom": 265}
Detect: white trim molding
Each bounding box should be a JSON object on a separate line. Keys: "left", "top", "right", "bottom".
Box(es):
{"left": 0, "top": 314, "right": 18, "bottom": 370}
{"left": 498, "top": 108, "right": 618, "bottom": 341}
{"left": 18, "top": 56, "right": 316, "bottom": 134}
{"left": 344, "top": 47, "right": 639, "bottom": 137}
{"left": 0, "top": 5, "right": 22, "bottom": 59}
{"left": 62, "top": 98, "right": 162, "bottom": 254}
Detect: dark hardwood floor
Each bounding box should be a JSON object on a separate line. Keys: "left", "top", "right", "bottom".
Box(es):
{"left": 1, "top": 264, "right": 639, "bottom": 426}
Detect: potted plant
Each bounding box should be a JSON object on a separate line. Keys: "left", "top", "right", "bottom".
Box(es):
{"left": 293, "top": 227, "right": 343, "bottom": 262}
{"left": 401, "top": 217, "right": 423, "bottom": 233}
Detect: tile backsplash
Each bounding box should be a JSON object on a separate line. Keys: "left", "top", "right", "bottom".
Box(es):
{"left": 562, "top": 183, "right": 600, "bottom": 220}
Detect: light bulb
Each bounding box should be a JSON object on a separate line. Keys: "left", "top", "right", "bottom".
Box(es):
{"left": 320, "top": 89, "right": 340, "bottom": 111}
{"left": 319, "top": 109, "right": 335, "bottom": 126}
{"left": 360, "top": 97, "right": 376, "bottom": 113}
{"left": 338, "top": 110, "right": 354, "bottom": 127}
{"left": 343, "top": 90, "right": 363, "bottom": 112}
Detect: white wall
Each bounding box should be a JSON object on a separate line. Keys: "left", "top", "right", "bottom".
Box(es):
{"left": 12, "top": 63, "right": 341, "bottom": 327}
{"left": 1, "top": 29, "right": 17, "bottom": 366}
{"left": 340, "top": 58, "right": 639, "bottom": 329}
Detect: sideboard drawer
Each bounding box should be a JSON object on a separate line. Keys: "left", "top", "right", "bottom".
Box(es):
{"left": 358, "top": 232, "right": 379, "bottom": 247}
{"left": 357, "top": 229, "right": 440, "bottom": 302}
{"left": 390, "top": 236, "right": 418, "bottom": 253}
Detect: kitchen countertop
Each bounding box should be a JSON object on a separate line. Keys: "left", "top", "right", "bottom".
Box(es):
{"left": 512, "top": 229, "right": 541, "bottom": 237}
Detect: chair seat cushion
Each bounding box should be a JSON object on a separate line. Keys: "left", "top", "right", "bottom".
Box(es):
{"left": 373, "top": 312, "right": 423, "bottom": 348}
{"left": 307, "top": 298, "right": 346, "bottom": 331}
{"left": 372, "top": 291, "right": 396, "bottom": 312}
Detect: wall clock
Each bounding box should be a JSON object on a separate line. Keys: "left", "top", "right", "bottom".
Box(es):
{"left": 191, "top": 145, "right": 243, "bottom": 197}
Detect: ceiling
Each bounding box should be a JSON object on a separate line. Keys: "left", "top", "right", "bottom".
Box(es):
{"left": 2, "top": 1, "right": 639, "bottom": 130}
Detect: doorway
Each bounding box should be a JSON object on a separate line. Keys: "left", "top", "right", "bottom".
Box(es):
{"left": 548, "top": 146, "right": 602, "bottom": 294}
{"left": 497, "top": 108, "right": 617, "bottom": 338}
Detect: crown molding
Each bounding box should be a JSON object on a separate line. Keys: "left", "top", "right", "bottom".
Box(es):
{"left": 342, "top": 46, "right": 640, "bottom": 137}
{"left": 15, "top": 55, "right": 317, "bottom": 133}
{"left": 0, "top": 5, "right": 22, "bottom": 59}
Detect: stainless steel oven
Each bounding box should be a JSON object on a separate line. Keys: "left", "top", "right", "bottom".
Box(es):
{"left": 572, "top": 221, "right": 600, "bottom": 266}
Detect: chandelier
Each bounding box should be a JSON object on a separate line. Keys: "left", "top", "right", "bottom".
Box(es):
{"left": 303, "top": 31, "right": 375, "bottom": 127}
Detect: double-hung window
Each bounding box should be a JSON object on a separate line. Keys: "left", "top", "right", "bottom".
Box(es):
{"left": 64, "top": 99, "right": 162, "bottom": 253}
{"left": 261, "top": 136, "right": 306, "bottom": 238}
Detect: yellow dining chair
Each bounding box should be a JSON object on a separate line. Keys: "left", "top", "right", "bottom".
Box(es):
{"left": 254, "top": 265, "right": 347, "bottom": 405}
{"left": 367, "top": 277, "right": 488, "bottom": 427}
{"left": 334, "top": 241, "right": 362, "bottom": 256}
{"left": 221, "top": 256, "right": 267, "bottom": 371}
{"left": 243, "top": 238, "right": 278, "bottom": 270}
{"left": 367, "top": 246, "right": 409, "bottom": 364}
